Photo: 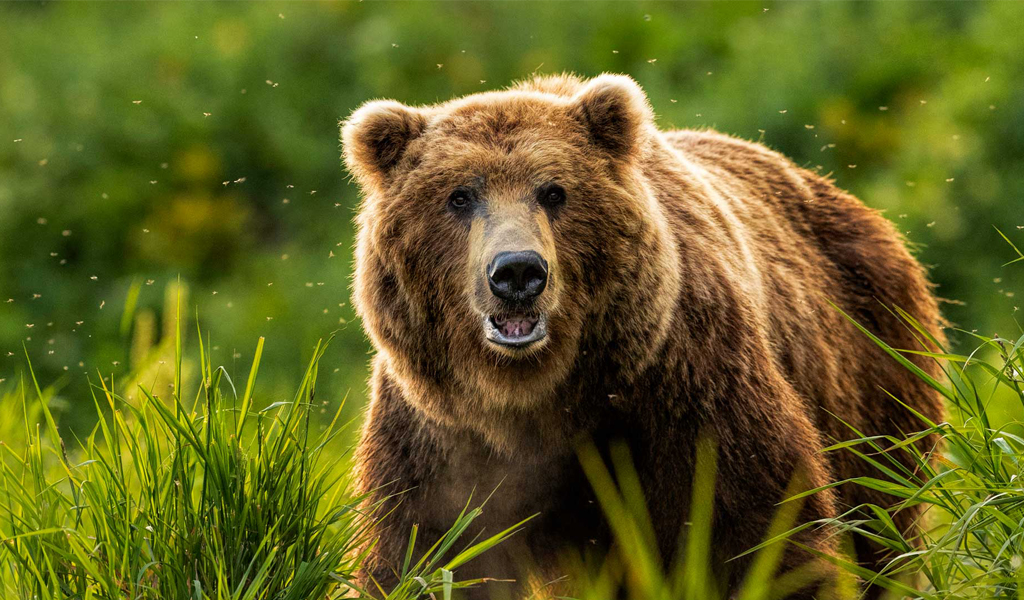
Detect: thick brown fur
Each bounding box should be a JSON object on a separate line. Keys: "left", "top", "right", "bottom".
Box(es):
{"left": 341, "top": 74, "right": 945, "bottom": 599}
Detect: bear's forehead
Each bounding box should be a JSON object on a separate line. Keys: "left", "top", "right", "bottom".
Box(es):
{"left": 428, "top": 94, "right": 581, "bottom": 147}
{"left": 395, "top": 93, "right": 596, "bottom": 188}
{"left": 407, "top": 136, "right": 583, "bottom": 194}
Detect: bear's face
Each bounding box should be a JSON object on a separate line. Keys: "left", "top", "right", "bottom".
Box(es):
{"left": 343, "top": 75, "right": 680, "bottom": 424}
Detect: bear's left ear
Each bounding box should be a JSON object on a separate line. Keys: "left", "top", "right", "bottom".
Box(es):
{"left": 569, "top": 74, "right": 654, "bottom": 161}
{"left": 342, "top": 100, "right": 427, "bottom": 189}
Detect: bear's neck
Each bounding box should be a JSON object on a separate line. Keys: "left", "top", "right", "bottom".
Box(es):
{"left": 436, "top": 340, "right": 683, "bottom": 458}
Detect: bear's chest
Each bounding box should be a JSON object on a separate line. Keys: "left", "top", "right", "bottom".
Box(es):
{"left": 428, "top": 432, "right": 609, "bottom": 550}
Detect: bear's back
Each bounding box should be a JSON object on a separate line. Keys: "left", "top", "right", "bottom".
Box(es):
{"left": 661, "top": 127, "right": 943, "bottom": 348}
{"left": 660, "top": 127, "right": 945, "bottom": 510}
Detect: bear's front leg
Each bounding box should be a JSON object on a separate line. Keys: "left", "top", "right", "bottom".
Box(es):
{"left": 635, "top": 372, "right": 842, "bottom": 600}
{"left": 355, "top": 366, "right": 592, "bottom": 599}
{"left": 707, "top": 376, "right": 842, "bottom": 599}
{"left": 354, "top": 368, "right": 452, "bottom": 592}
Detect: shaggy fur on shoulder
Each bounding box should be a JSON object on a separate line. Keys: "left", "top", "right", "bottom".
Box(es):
{"left": 341, "top": 73, "right": 944, "bottom": 599}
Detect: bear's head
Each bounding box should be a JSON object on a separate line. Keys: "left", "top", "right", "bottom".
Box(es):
{"left": 343, "top": 74, "right": 681, "bottom": 430}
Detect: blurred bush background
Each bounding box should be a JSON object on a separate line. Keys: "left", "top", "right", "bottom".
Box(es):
{"left": 1, "top": 1, "right": 1022, "bottom": 434}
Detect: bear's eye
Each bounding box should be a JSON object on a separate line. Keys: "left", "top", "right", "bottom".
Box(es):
{"left": 539, "top": 184, "right": 566, "bottom": 208}
{"left": 447, "top": 187, "right": 473, "bottom": 212}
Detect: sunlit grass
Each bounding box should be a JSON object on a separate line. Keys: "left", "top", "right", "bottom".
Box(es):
{"left": 811, "top": 309, "right": 1024, "bottom": 599}
{"left": 0, "top": 309, "right": 522, "bottom": 600}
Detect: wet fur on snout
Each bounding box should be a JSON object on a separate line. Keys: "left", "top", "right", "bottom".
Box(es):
{"left": 469, "top": 204, "right": 561, "bottom": 348}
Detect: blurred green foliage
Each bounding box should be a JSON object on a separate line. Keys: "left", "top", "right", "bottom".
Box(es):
{"left": 1, "top": 1, "right": 1022, "bottom": 433}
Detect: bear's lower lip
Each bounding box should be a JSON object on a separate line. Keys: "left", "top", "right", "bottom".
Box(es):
{"left": 484, "top": 312, "right": 547, "bottom": 348}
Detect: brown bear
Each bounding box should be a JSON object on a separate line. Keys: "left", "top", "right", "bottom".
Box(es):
{"left": 341, "top": 73, "right": 944, "bottom": 598}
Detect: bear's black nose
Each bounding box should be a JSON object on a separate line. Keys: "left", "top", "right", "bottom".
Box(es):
{"left": 488, "top": 251, "right": 548, "bottom": 302}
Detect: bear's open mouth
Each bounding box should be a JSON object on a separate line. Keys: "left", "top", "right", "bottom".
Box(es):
{"left": 484, "top": 312, "right": 547, "bottom": 348}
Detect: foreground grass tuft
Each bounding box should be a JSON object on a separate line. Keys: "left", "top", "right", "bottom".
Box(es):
{"left": 0, "top": 317, "right": 519, "bottom": 599}
{"left": 815, "top": 307, "right": 1024, "bottom": 599}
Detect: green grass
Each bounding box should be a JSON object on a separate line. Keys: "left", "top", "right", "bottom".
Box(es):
{"left": 0, "top": 310, "right": 522, "bottom": 600}
{"left": 813, "top": 314, "right": 1024, "bottom": 599}
{"left": 2, "top": 244, "right": 1023, "bottom": 599}
{"left": 805, "top": 237, "right": 1024, "bottom": 599}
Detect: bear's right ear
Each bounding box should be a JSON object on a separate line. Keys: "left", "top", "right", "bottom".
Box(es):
{"left": 342, "top": 100, "right": 427, "bottom": 189}
{"left": 569, "top": 74, "right": 653, "bottom": 162}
